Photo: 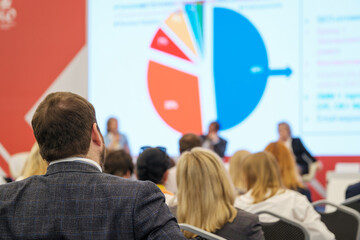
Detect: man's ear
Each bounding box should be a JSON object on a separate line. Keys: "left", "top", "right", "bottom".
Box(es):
{"left": 162, "top": 169, "right": 169, "bottom": 184}
{"left": 91, "top": 123, "right": 102, "bottom": 146}
{"left": 124, "top": 170, "right": 131, "bottom": 179}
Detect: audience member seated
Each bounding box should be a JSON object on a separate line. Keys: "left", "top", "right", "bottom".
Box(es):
{"left": 166, "top": 133, "right": 202, "bottom": 193}
{"left": 278, "top": 122, "right": 317, "bottom": 175}
{"left": 136, "top": 147, "right": 174, "bottom": 204}
{"left": 104, "top": 117, "right": 130, "bottom": 154}
{"left": 16, "top": 142, "right": 48, "bottom": 181}
{"left": 234, "top": 152, "right": 335, "bottom": 240}
{"left": 0, "top": 92, "right": 184, "bottom": 239}
{"left": 200, "top": 121, "right": 227, "bottom": 158}
{"left": 229, "top": 150, "right": 251, "bottom": 195}
{"left": 265, "top": 141, "right": 312, "bottom": 202}
{"left": 170, "top": 147, "right": 264, "bottom": 240}
{"left": 346, "top": 181, "right": 360, "bottom": 199}
{"left": 104, "top": 149, "right": 134, "bottom": 178}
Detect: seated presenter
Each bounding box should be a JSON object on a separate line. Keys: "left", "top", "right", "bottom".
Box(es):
{"left": 278, "top": 122, "right": 317, "bottom": 175}
{"left": 200, "top": 121, "right": 227, "bottom": 158}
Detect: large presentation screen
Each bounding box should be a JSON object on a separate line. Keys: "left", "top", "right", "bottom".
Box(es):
{"left": 88, "top": 0, "right": 360, "bottom": 157}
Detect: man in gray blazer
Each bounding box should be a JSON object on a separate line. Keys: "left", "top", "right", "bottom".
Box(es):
{"left": 0, "top": 92, "right": 185, "bottom": 239}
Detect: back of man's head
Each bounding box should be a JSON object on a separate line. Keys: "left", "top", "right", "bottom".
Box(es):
{"left": 104, "top": 150, "right": 134, "bottom": 177}
{"left": 179, "top": 133, "right": 201, "bottom": 154}
{"left": 31, "top": 92, "right": 97, "bottom": 162}
{"left": 136, "top": 148, "right": 170, "bottom": 184}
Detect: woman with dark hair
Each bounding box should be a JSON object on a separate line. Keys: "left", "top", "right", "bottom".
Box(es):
{"left": 104, "top": 150, "right": 134, "bottom": 178}
{"left": 136, "top": 147, "right": 174, "bottom": 204}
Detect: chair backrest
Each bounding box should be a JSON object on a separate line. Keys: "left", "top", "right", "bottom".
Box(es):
{"left": 179, "top": 223, "right": 226, "bottom": 240}
{"left": 312, "top": 200, "right": 360, "bottom": 240}
{"left": 343, "top": 194, "right": 360, "bottom": 213}
{"left": 255, "top": 210, "right": 310, "bottom": 240}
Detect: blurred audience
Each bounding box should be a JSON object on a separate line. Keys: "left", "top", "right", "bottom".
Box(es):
{"left": 166, "top": 133, "right": 202, "bottom": 194}
{"left": 170, "top": 147, "right": 264, "bottom": 240}
{"left": 265, "top": 141, "right": 312, "bottom": 202}
{"left": 278, "top": 122, "right": 317, "bottom": 175}
{"left": 234, "top": 152, "right": 335, "bottom": 240}
{"left": 17, "top": 142, "right": 48, "bottom": 181}
{"left": 229, "top": 150, "right": 251, "bottom": 195}
{"left": 104, "top": 117, "right": 130, "bottom": 154}
{"left": 136, "top": 147, "right": 174, "bottom": 203}
{"left": 200, "top": 121, "right": 227, "bottom": 158}
{"left": 104, "top": 150, "right": 134, "bottom": 178}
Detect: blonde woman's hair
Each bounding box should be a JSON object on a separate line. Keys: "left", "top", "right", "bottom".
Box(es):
{"left": 176, "top": 147, "right": 237, "bottom": 238}
{"left": 229, "top": 150, "right": 250, "bottom": 192}
{"left": 265, "top": 142, "right": 304, "bottom": 190}
{"left": 241, "top": 151, "right": 284, "bottom": 204}
{"left": 20, "top": 142, "right": 48, "bottom": 179}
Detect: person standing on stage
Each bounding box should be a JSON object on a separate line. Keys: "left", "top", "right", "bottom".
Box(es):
{"left": 104, "top": 117, "right": 130, "bottom": 154}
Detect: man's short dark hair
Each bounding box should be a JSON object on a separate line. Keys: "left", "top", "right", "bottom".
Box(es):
{"left": 210, "top": 121, "right": 220, "bottom": 131}
{"left": 278, "top": 121, "right": 292, "bottom": 136}
{"left": 104, "top": 150, "right": 134, "bottom": 177}
{"left": 136, "top": 148, "right": 170, "bottom": 184}
{"left": 31, "top": 92, "right": 97, "bottom": 162}
{"left": 179, "top": 133, "right": 201, "bottom": 154}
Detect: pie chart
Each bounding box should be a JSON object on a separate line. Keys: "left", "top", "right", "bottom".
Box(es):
{"left": 147, "top": 3, "right": 292, "bottom": 134}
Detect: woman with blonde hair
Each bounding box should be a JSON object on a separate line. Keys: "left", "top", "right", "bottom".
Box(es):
{"left": 265, "top": 141, "right": 312, "bottom": 201}
{"left": 229, "top": 150, "right": 250, "bottom": 194}
{"left": 17, "top": 142, "right": 48, "bottom": 180}
{"left": 171, "top": 147, "right": 264, "bottom": 239}
{"left": 234, "top": 152, "right": 334, "bottom": 240}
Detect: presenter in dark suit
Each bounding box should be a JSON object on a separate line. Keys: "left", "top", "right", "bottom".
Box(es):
{"left": 200, "top": 121, "right": 227, "bottom": 158}
{"left": 278, "top": 122, "right": 317, "bottom": 175}
{"left": 0, "top": 92, "right": 185, "bottom": 240}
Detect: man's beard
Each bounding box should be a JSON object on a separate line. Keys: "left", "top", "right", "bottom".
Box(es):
{"left": 99, "top": 144, "right": 106, "bottom": 170}
{"left": 97, "top": 128, "right": 106, "bottom": 170}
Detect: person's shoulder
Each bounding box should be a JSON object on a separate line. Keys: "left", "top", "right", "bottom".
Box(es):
{"left": 120, "top": 132, "right": 128, "bottom": 138}
{"left": 235, "top": 208, "right": 259, "bottom": 223}
{"left": 0, "top": 176, "right": 35, "bottom": 198}
{"left": 346, "top": 181, "right": 360, "bottom": 198}
{"left": 347, "top": 181, "right": 360, "bottom": 191}
{"left": 0, "top": 179, "right": 19, "bottom": 191}
{"left": 86, "top": 173, "right": 160, "bottom": 197}
{"left": 98, "top": 173, "right": 155, "bottom": 188}
{"left": 283, "top": 189, "right": 311, "bottom": 207}
{"left": 218, "top": 208, "right": 262, "bottom": 238}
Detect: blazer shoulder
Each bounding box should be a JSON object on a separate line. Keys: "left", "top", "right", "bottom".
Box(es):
{"left": 219, "top": 137, "right": 227, "bottom": 144}
{"left": 235, "top": 208, "right": 259, "bottom": 223}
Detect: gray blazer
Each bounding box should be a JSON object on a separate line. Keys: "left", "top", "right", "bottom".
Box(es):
{"left": 170, "top": 206, "right": 264, "bottom": 240}
{"left": 0, "top": 161, "right": 185, "bottom": 239}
